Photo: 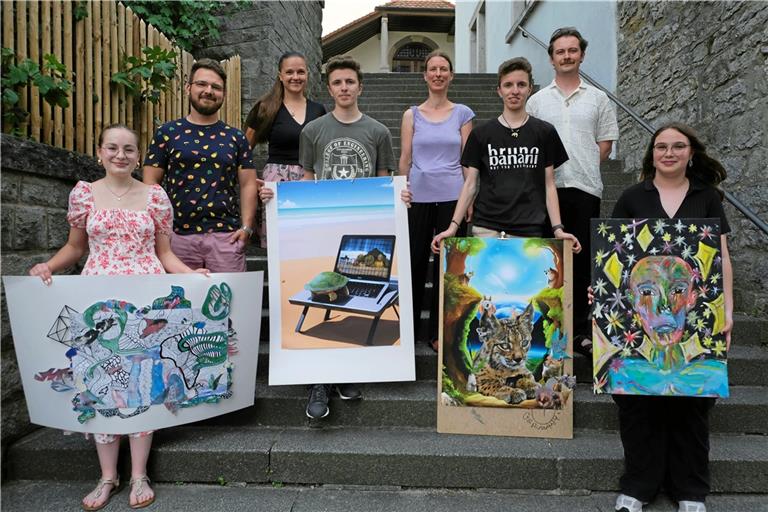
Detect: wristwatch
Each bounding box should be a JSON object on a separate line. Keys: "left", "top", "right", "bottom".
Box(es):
{"left": 552, "top": 224, "right": 565, "bottom": 233}
{"left": 239, "top": 225, "right": 254, "bottom": 237}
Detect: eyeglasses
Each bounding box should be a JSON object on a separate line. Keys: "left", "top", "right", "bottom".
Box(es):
{"left": 101, "top": 145, "right": 138, "bottom": 157}
{"left": 191, "top": 80, "right": 224, "bottom": 92}
{"left": 653, "top": 143, "right": 690, "bottom": 153}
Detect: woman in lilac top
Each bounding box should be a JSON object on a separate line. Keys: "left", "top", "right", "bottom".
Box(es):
{"left": 398, "top": 50, "right": 475, "bottom": 350}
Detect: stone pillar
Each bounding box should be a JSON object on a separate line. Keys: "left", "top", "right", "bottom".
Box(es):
{"left": 380, "top": 15, "right": 390, "bottom": 72}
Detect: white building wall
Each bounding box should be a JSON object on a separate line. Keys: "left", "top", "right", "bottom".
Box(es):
{"left": 455, "top": 0, "right": 617, "bottom": 93}
{"left": 341, "top": 31, "right": 456, "bottom": 74}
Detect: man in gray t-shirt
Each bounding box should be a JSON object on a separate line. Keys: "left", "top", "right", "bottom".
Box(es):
{"left": 300, "top": 113, "right": 394, "bottom": 180}
{"left": 299, "top": 69, "right": 395, "bottom": 180}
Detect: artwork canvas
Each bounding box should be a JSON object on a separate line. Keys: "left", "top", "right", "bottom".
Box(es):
{"left": 3, "top": 272, "right": 263, "bottom": 434}
{"left": 265, "top": 176, "right": 415, "bottom": 385}
{"left": 437, "top": 237, "right": 575, "bottom": 439}
{"left": 590, "top": 218, "right": 728, "bottom": 397}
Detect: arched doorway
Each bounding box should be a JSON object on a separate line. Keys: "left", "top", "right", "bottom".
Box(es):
{"left": 392, "top": 42, "right": 432, "bottom": 72}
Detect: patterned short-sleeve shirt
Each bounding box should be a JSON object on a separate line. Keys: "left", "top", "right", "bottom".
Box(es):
{"left": 144, "top": 118, "right": 254, "bottom": 234}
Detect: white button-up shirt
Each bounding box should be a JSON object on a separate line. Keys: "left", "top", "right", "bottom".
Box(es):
{"left": 527, "top": 80, "right": 619, "bottom": 198}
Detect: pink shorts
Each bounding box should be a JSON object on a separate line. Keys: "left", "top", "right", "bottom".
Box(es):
{"left": 171, "top": 232, "right": 246, "bottom": 273}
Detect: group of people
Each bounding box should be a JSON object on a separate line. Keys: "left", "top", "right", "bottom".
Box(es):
{"left": 29, "top": 26, "right": 732, "bottom": 512}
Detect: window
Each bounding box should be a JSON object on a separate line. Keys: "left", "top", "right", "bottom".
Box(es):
{"left": 392, "top": 43, "right": 432, "bottom": 72}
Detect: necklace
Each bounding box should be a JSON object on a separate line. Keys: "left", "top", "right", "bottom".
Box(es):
{"left": 500, "top": 113, "right": 529, "bottom": 138}
{"left": 104, "top": 179, "right": 134, "bottom": 201}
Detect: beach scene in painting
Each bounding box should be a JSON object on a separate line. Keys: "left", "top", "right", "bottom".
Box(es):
{"left": 440, "top": 237, "right": 575, "bottom": 412}
{"left": 275, "top": 177, "right": 401, "bottom": 350}
{"left": 591, "top": 218, "right": 728, "bottom": 398}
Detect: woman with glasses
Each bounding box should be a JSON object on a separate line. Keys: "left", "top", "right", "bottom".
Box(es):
{"left": 398, "top": 50, "right": 475, "bottom": 351}
{"left": 609, "top": 123, "right": 733, "bottom": 512}
{"left": 245, "top": 52, "right": 327, "bottom": 247}
{"left": 29, "top": 124, "right": 207, "bottom": 510}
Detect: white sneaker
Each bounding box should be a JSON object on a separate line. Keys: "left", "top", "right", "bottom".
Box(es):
{"left": 615, "top": 494, "right": 644, "bottom": 512}
{"left": 678, "top": 501, "right": 706, "bottom": 512}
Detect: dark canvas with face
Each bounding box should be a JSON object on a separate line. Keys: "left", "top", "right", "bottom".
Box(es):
{"left": 590, "top": 218, "right": 728, "bottom": 397}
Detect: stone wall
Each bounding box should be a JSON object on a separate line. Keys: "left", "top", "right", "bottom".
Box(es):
{"left": 617, "top": 1, "right": 768, "bottom": 314}
{"left": 196, "top": 1, "right": 325, "bottom": 169}
{"left": 0, "top": 135, "right": 102, "bottom": 465}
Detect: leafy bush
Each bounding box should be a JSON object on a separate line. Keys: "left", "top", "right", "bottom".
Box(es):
{"left": 1, "top": 48, "right": 72, "bottom": 136}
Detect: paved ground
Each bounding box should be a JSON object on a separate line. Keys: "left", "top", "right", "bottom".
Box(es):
{"left": 2, "top": 481, "right": 767, "bottom": 512}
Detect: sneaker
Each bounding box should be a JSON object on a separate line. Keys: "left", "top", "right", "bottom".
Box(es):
{"left": 615, "top": 493, "right": 644, "bottom": 512}
{"left": 306, "top": 384, "right": 330, "bottom": 419}
{"left": 334, "top": 383, "right": 362, "bottom": 400}
{"left": 678, "top": 501, "right": 706, "bottom": 512}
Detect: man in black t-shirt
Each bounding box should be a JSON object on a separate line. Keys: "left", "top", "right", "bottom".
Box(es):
{"left": 432, "top": 57, "right": 581, "bottom": 251}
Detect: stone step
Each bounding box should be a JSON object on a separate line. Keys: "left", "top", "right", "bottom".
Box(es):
{"left": 198, "top": 380, "right": 768, "bottom": 435}
{"left": 7, "top": 426, "right": 767, "bottom": 493}
{"left": 4, "top": 481, "right": 768, "bottom": 512}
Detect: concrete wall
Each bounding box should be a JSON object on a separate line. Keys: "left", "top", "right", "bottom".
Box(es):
{"left": 1, "top": 135, "right": 102, "bottom": 465}
{"left": 454, "top": 0, "right": 618, "bottom": 93}
{"left": 341, "top": 30, "right": 455, "bottom": 73}
{"left": 617, "top": 1, "right": 768, "bottom": 314}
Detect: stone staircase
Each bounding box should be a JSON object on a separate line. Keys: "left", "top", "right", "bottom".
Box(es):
{"left": 4, "top": 73, "right": 768, "bottom": 509}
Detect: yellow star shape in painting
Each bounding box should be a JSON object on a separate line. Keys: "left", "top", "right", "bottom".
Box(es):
{"left": 636, "top": 225, "right": 654, "bottom": 252}
{"left": 705, "top": 293, "right": 726, "bottom": 335}
{"left": 693, "top": 242, "right": 717, "bottom": 281}
{"left": 689, "top": 224, "right": 698, "bottom": 233}
{"left": 713, "top": 340, "right": 727, "bottom": 357}
{"left": 603, "top": 252, "right": 625, "bottom": 289}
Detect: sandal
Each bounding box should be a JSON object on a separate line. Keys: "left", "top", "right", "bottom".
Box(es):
{"left": 574, "top": 335, "right": 593, "bottom": 357}
{"left": 129, "top": 475, "right": 155, "bottom": 509}
{"left": 82, "top": 476, "right": 120, "bottom": 511}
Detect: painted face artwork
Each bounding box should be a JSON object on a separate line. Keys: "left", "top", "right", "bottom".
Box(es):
{"left": 629, "top": 256, "right": 697, "bottom": 347}
{"left": 590, "top": 218, "right": 728, "bottom": 398}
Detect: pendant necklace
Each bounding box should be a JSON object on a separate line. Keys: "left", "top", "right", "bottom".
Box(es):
{"left": 104, "top": 179, "right": 134, "bottom": 201}
{"left": 500, "top": 113, "right": 528, "bottom": 138}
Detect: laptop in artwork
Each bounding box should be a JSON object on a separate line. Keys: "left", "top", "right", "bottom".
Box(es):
{"left": 333, "top": 235, "right": 396, "bottom": 301}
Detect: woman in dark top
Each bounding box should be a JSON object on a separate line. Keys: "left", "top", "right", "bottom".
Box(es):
{"left": 610, "top": 123, "right": 733, "bottom": 512}
{"left": 245, "top": 51, "right": 326, "bottom": 246}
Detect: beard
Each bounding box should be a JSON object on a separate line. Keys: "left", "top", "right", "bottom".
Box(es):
{"left": 189, "top": 94, "right": 222, "bottom": 116}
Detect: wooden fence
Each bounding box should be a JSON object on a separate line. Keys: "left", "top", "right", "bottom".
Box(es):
{"left": 1, "top": 0, "right": 241, "bottom": 156}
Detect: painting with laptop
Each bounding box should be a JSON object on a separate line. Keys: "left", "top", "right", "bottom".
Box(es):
{"left": 263, "top": 177, "right": 415, "bottom": 385}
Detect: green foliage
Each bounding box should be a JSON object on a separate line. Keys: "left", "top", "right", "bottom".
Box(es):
{"left": 216, "top": 475, "right": 227, "bottom": 486}
{"left": 122, "top": 0, "right": 245, "bottom": 52}
{"left": 441, "top": 373, "right": 465, "bottom": 403}
{"left": 73, "top": 1, "right": 89, "bottom": 22}
{"left": 443, "top": 237, "right": 486, "bottom": 256}
{"left": 1, "top": 48, "right": 72, "bottom": 136}
{"left": 111, "top": 46, "right": 177, "bottom": 104}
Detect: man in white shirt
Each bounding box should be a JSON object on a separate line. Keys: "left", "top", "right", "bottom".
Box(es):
{"left": 527, "top": 27, "right": 619, "bottom": 356}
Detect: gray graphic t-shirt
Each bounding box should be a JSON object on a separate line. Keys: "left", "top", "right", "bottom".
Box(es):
{"left": 299, "top": 113, "right": 396, "bottom": 180}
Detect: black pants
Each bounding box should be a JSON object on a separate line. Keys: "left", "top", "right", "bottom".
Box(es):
{"left": 557, "top": 187, "right": 600, "bottom": 338}
{"left": 613, "top": 394, "right": 715, "bottom": 503}
{"left": 408, "top": 201, "right": 466, "bottom": 342}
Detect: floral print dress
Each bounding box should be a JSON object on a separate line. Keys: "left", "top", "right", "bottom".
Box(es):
{"left": 66, "top": 180, "right": 172, "bottom": 443}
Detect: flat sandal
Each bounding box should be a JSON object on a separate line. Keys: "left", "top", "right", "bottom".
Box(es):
{"left": 82, "top": 476, "right": 120, "bottom": 511}
{"left": 129, "top": 475, "right": 156, "bottom": 509}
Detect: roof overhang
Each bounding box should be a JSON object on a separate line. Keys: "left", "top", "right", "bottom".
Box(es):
{"left": 322, "top": 7, "right": 454, "bottom": 62}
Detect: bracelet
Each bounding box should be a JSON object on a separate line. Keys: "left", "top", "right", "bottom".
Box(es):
{"left": 450, "top": 220, "right": 460, "bottom": 228}
{"left": 552, "top": 224, "right": 565, "bottom": 232}
{"left": 239, "top": 225, "right": 254, "bottom": 237}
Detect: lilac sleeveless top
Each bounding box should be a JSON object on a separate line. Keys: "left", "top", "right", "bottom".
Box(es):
{"left": 409, "top": 103, "right": 475, "bottom": 203}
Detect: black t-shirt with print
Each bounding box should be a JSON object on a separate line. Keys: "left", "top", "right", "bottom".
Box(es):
{"left": 246, "top": 100, "right": 327, "bottom": 165}
{"left": 461, "top": 116, "right": 568, "bottom": 235}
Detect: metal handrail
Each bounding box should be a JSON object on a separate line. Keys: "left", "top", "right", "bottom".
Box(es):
{"left": 517, "top": 25, "right": 768, "bottom": 236}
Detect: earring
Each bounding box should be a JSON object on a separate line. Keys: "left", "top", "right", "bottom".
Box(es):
{"left": 97, "top": 159, "right": 102, "bottom": 165}
{"left": 688, "top": 159, "right": 693, "bottom": 168}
